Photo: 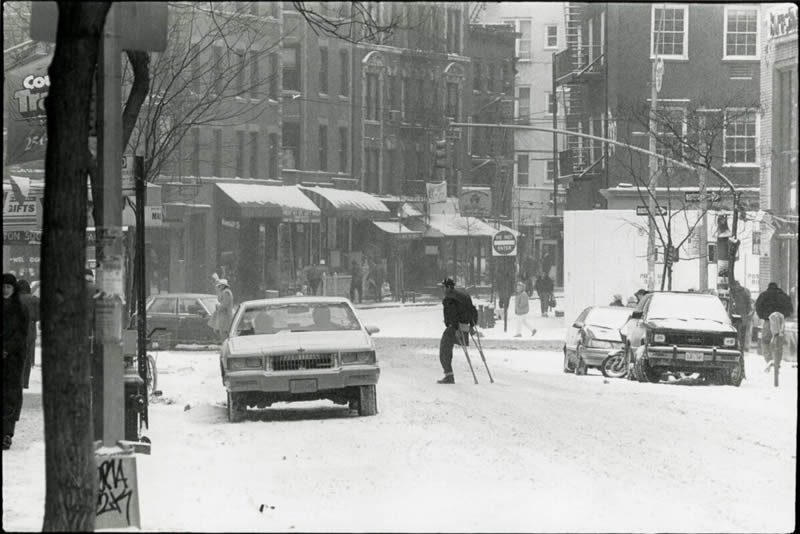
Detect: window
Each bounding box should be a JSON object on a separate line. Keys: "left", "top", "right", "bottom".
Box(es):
{"left": 545, "top": 91, "right": 555, "bottom": 115}
{"left": 213, "top": 46, "right": 223, "bottom": 94}
{"left": 545, "top": 24, "right": 558, "bottom": 49}
{"left": 365, "top": 148, "right": 379, "bottom": 193}
{"left": 249, "top": 131, "right": 259, "bottom": 178}
{"left": 446, "top": 82, "right": 459, "bottom": 119}
{"left": 724, "top": 109, "right": 757, "bottom": 165}
{"left": 269, "top": 53, "right": 279, "bottom": 99}
{"left": 318, "top": 124, "right": 328, "bottom": 171}
{"left": 319, "top": 47, "right": 329, "bottom": 93}
{"left": 249, "top": 51, "right": 260, "bottom": 97}
{"left": 518, "top": 87, "right": 531, "bottom": 122}
{"left": 487, "top": 64, "right": 496, "bottom": 92}
{"left": 339, "top": 49, "right": 349, "bottom": 96}
{"left": 518, "top": 20, "right": 532, "bottom": 59}
{"left": 236, "top": 130, "right": 245, "bottom": 177}
{"left": 149, "top": 297, "right": 176, "bottom": 314}
{"left": 516, "top": 154, "right": 529, "bottom": 186}
{"left": 724, "top": 6, "right": 758, "bottom": 59}
{"left": 473, "top": 62, "right": 482, "bottom": 91}
{"left": 282, "top": 45, "right": 300, "bottom": 91}
{"left": 545, "top": 160, "right": 555, "bottom": 182}
{"left": 191, "top": 128, "right": 200, "bottom": 176}
{"left": 338, "top": 127, "right": 348, "bottom": 173}
{"left": 268, "top": 133, "right": 279, "bottom": 178}
{"left": 213, "top": 129, "right": 222, "bottom": 176}
{"left": 384, "top": 148, "right": 396, "bottom": 193}
{"left": 752, "top": 231, "right": 761, "bottom": 255}
{"left": 236, "top": 51, "right": 246, "bottom": 94}
{"left": 402, "top": 76, "right": 410, "bottom": 120}
{"left": 447, "top": 8, "right": 461, "bottom": 54}
{"left": 366, "top": 73, "right": 379, "bottom": 121}
{"left": 651, "top": 5, "right": 688, "bottom": 59}
{"left": 282, "top": 122, "right": 300, "bottom": 169}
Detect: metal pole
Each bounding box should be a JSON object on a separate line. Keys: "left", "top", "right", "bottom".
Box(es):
{"left": 96, "top": 4, "right": 125, "bottom": 447}
{"left": 647, "top": 56, "right": 659, "bottom": 291}
{"left": 551, "top": 54, "right": 559, "bottom": 217}
{"left": 135, "top": 156, "right": 148, "bottom": 429}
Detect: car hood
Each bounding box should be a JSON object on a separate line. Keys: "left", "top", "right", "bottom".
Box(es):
{"left": 644, "top": 318, "right": 735, "bottom": 334}
{"left": 225, "top": 329, "right": 374, "bottom": 355}
{"left": 585, "top": 325, "right": 623, "bottom": 342}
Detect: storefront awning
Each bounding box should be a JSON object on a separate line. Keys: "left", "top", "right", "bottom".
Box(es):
{"left": 299, "top": 185, "right": 390, "bottom": 219}
{"left": 216, "top": 183, "right": 320, "bottom": 222}
{"left": 372, "top": 220, "right": 423, "bottom": 240}
{"left": 423, "top": 215, "right": 498, "bottom": 238}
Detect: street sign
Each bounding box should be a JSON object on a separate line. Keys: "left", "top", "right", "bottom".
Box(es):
{"left": 121, "top": 155, "right": 135, "bottom": 192}
{"left": 685, "top": 191, "right": 722, "bottom": 203}
{"left": 460, "top": 186, "right": 492, "bottom": 217}
{"left": 636, "top": 205, "right": 667, "bottom": 216}
{"left": 492, "top": 230, "right": 517, "bottom": 256}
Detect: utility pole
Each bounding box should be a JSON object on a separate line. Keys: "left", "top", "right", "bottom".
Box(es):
{"left": 551, "top": 54, "right": 559, "bottom": 217}
{"left": 646, "top": 54, "right": 661, "bottom": 291}
{"left": 697, "top": 114, "right": 709, "bottom": 290}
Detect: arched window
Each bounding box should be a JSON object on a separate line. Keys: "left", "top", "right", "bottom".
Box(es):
{"left": 362, "top": 51, "right": 386, "bottom": 122}
{"left": 443, "top": 62, "right": 465, "bottom": 120}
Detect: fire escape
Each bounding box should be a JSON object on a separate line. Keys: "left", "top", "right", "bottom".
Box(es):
{"left": 554, "top": 2, "right": 606, "bottom": 184}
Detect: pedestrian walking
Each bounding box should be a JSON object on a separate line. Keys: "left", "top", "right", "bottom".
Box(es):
{"left": 3, "top": 273, "right": 30, "bottom": 450}
{"left": 210, "top": 275, "right": 234, "bottom": 342}
{"left": 729, "top": 279, "right": 752, "bottom": 351}
{"left": 755, "top": 282, "right": 793, "bottom": 371}
{"left": 437, "top": 277, "right": 478, "bottom": 384}
{"left": 16, "top": 280, "right": 39, "bottom": 389}
{"left": 534, "top": 272, "right": 554, "bottom": 317}
{"left": 304, "top": 260, "right": 326, "bottom": 296}
{"left": 513, "top": 282, "right": 537, "bottom": 337}
{"left": 609, "top": 294, "right": 624, "bottom": 307}
{"left": 349, "top": 260, "right": 363, "bottom": 304}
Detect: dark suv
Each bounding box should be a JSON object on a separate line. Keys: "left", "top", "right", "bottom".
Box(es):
{"left": 619, "top": 291, "right": 743, "bottom": 386}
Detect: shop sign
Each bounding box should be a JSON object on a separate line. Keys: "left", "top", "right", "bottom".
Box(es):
{"left": 3, "top": 229, "right": 42, "bottom": 245}
{"left": 460, "top": 187, "right": 492, "bottom": 218}
{"left": 769, "top": 5, "right": 797, "bottom": 40}
{"left": 283, "top": 209, "right": 320, "bottom": 223}
{"left": 492, "top": 230, "right": 517, "bottom": 256}
{"left": 426, "top": 181, "right": 447, "bottom": 204}
{"left": 5, "top": 55, "right": 51, "bottom": 165}
{"left": 3, "top": 192, "right": 42, "bottom": 228}
{"left": 145, "top": 206, "right": 163, "bottom": 226}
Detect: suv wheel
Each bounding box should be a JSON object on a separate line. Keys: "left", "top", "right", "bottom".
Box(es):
{"left": 635, "top": 355, "right": 661, "bottom": 383}
{"left": 726, "top": 360, "right": 744, "bottom": 387}
{"left": 227, "top": 391, "right": 246, "bottom": 423}
{"left": 357, "top": 385, "right": 378, "bottom": 416}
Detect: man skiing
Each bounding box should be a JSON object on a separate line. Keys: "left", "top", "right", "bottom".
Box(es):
{"left": 437, "top": 277, "right": 478, "bottom": 384}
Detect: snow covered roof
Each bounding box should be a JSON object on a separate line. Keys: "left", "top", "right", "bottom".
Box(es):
{"left": 299, "top": 185, "right": 390, "bottom": 219}
{"left": 424, "top": 215, "right": 498, "bottom": 238}
{"left": 372, "top": 220, "right": 423, "bottom": 239}
{"left": 216, "top": 183, "right": 320, "bottom": 221}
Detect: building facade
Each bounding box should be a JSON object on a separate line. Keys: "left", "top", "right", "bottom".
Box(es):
{"left": 759, "top": 3, "right": 798, "bottom": 297}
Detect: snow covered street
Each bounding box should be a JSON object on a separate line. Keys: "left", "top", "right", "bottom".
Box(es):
{"left": 2, "top": 322, "right": 796, "bottom": 532}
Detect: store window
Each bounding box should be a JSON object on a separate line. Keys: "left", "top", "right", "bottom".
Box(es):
{"left": 517, "top": 154, "right": 529, "bottom": 186}
{"left": 651, "top": 4, "right": 688, "bottom": 59}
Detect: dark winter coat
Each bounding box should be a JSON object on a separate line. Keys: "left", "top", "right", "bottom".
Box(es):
{"left": 534, "top": 275, "right": 554, "bottom": 295}
{"left": 729, "top": 283, "right": 752, "bottom": 317}
{"left": 3, "top": 295, "right": 29, "bottom": 358}
{"left": 755, "top": 286, "right": 793, "bottom": 320}
{"left": 442, "top": 287, "right": 478, "bottom": 328}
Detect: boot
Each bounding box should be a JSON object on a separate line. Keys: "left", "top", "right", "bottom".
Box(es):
{"left": 437, "top": 374, "right": 455, "bottom": 384}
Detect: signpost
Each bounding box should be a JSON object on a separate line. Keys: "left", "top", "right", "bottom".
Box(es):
{"left": 492, "top": 230, "right": 517, "bottom": 256}
{"left": 685, "top": 191, "right": 721, "bottom": 204}
{"left": 636, "top": 205, "right": 667, "bottom": 216}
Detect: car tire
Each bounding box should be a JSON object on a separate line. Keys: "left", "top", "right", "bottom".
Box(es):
{"left": 357, "top": 385, "right": 378, "bottom": 416}
{"left": 562, "top": 348, "right": 574, "bottom": 373}
{"left": 636, "top": 355, "right": 661, "bottom": 383}
{"left": 227, "top": 391, "right": 246, "bottom": 423}
{"left": 575, "top": 344, "right": 587, "bottom": 376}
{"left": 725, "top": 360, "right": 744, "bottom": 387}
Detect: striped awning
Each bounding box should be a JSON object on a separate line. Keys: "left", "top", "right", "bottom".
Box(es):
{"left": 372, "top": 220, "right": 422, "bottom": 240}
{"left": 299, "top": 185, "right": 390, "bottom": 219}
{"left": 216, "top": 183, "right": 320, "bottom": 222}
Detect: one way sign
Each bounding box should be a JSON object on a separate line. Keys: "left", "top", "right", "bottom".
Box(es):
{"left": 636, "top": 205, "right": 667, "bottom": 216}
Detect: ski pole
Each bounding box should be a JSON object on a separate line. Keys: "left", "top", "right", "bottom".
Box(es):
{"left": 458, "top": 324, "right": 479, "bottom": 384}
{"left": 471, "top": 327, "right": 494, "bottom": 383}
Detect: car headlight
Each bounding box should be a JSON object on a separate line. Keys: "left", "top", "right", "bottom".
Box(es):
{"left": 341, "top": 351, "right": 376, "bottom": 364}
{"left": 586, "top": 339, "right": 616, "bottom": 349}
{"left": 653, "top": 333, "right": 666, "bottom": 343}
{"left": 723, "top": 337, "right": 736, "bottom": 347}
{"left": 227, "top": 357, "right": 262, "bottom": 370}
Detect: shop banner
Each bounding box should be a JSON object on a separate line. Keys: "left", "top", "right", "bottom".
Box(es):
{"left": 5, "top": 55, "right": 52, "bottom": 165}
{"left": 426, "top": 181, "right": 447, "bottom": 204}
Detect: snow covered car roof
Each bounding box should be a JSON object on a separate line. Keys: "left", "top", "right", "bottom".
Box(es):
{"left": 238, "top": 296, "right": 353, "bottom": 308}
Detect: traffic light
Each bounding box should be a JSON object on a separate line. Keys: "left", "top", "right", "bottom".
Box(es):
{"left": 434, "top": 139, "right": 449, "bottom": 168}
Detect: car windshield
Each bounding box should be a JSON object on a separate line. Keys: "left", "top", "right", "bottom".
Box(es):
{"left": 647, "top": 293, "right": 731, "bottom": 323}
{"left": 585, "top": 307, "right": 633, "bottom": 329}
{"left": 233, "top": 302, "right": 361, "bottom": 336}
{"left": 201, "top": 298, "right": 218, "bottom": 315}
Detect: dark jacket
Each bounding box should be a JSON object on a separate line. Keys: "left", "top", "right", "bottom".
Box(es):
{"left": 755, "top": 286, "right": 793, "bottom": 320}
{"left": 534, "top": 276, "right": 554, "bottom": 295}
{"left": 729, "top": 283, "right": 752, "bottom": 317}
{"left": 3, "top": 295, "right": 29, "bottom": 357}
{"left": 442, "top": 287, "right": 478, "bottom": 328}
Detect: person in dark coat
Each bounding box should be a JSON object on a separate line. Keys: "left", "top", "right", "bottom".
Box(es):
{"left": 16, "top": 280, "right": 40, "bottom": 389}
{"left": 3, "top": 273, "right": 30, "bottom": 450}
{"left": 437, "top": 277, "right": 478, "bottom": 384}
{"left": 729, "top": 280, "right": 752, "bottom": 351}
{"left": 303, "top": 260, "right": 326, "bottom": 296}
{"left": 349, "top": 260, "right": 363, "bottom": 304}
{"left": 534, "top": 273, "right": 554, "bottom": 317}
{"left": 755, "top": 282, "right": 794, "bottom": 368}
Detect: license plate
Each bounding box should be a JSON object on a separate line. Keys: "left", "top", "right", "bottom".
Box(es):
{"left": 289, "top": 379, "right": 318, "bottom": 393}
{"left": 685, "top": 352, "right": 705, "bottom": 362}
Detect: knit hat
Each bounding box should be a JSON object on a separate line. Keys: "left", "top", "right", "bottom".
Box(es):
{"left": 216, "top": 278, "right": 229, "bottom": 288}
{"left": 439, "top": 277, "right": 455, "bottom": 289}
{"left": 3, "top": 273, "right": 18, "bottom": 286}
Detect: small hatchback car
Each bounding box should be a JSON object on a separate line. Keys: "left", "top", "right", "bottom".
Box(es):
{"left": 619, "top": 291, "right": 743, "bottom": 386}
{"left": 220, "top": 296, "right": 381, "bottom": 421}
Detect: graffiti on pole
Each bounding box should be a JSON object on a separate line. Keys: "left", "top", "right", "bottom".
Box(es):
{"left": 96, "top": 453, "right": 140, "bottom": 530}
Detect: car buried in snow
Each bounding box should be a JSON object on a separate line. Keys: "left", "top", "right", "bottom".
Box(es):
{"left": 219, "top": 296, "right": 381, "bottom": 422}
{"left": 563, "top": 305, "right": 632, "bottom": 375}
{"left": 619, "top": 291, "right": 744, "bottom": 386}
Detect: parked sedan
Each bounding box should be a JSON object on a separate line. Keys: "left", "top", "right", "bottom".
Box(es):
{"left": 564, "top": 306, "right": 632, "bottom": 375}
{"left": 129, "top": 293, "right": 219, "bottom": 348}
{"left": 220, "top": 296, "right": 381, "bottom": 422}
{"left": 619, "top": 291, "right": 743, "bottom": 385}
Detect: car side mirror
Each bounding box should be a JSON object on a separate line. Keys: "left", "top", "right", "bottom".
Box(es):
{"left": 572, "top": 322, "right": 583, "bottom": 329}
{"left": 365, "top": 325, "right": 380, "bottom": 335}
{"left": 630, "top": 310, "right": 643, "bottom": 320}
